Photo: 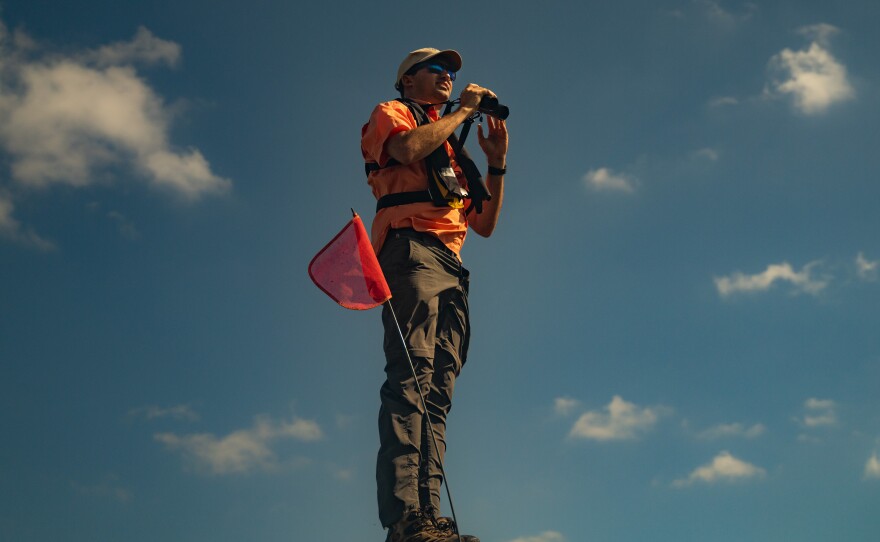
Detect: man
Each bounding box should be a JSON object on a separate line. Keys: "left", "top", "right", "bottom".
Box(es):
{"left": 361, "top": 48, "right": 507, "bottom": 542}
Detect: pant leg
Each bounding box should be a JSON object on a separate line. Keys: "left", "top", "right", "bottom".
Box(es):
{"left": 376, "top": 355, "right": 432, "bottom": 527}
{"left": 376, "top": 231, "right": 460, "bottom": 527}
{"left": 419, "top": 272, "right": 470, "bottom": 513}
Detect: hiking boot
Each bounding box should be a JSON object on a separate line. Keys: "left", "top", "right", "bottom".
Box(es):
{"left": 385, "top": 509, "right": 476, "bottom": 542}
{"left": 434, "top": 519, "right": 479, "bottom": 541}
{"left": 423, "top": 507, "right": 480, "bottom": 542}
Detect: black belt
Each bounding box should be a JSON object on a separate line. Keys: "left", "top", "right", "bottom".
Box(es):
{"left": 375, "top": 191, "right": 433, "bottom": 212}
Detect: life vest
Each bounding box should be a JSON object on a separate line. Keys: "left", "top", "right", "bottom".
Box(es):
{"left": 365, "top": 98, "right": 472, "bottom": 212}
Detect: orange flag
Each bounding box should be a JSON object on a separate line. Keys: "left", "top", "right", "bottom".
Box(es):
{"left": 308, "top": 212, "right": 392, "bottom": 310}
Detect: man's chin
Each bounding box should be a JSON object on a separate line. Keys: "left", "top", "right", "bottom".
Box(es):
{"left": 409, "top": 89, "right": 451, "bottom": 104}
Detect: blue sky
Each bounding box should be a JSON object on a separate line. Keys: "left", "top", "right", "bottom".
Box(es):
{"left": 2, "top": 1, "right": 879, "bottom": 541}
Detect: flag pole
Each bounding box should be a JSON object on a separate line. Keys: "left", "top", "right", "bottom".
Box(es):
{"left": 385, "top": 300, "right": 464, "bottom": 542}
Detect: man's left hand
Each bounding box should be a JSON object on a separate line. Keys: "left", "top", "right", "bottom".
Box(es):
{"left": 477, "top": 115, "right": 508, "bottom": 169}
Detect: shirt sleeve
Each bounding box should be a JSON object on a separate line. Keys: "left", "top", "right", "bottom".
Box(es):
{"left": 361, "top": 101, "right": 417, "bottom": 167}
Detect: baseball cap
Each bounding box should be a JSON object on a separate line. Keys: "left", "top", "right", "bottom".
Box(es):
{"left": 395, "top": 48, "right": 463, "bottom": 89}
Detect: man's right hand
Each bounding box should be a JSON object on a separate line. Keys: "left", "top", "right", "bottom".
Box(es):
{"left": 459, "top": 83, "right": 496, "bottom": 113}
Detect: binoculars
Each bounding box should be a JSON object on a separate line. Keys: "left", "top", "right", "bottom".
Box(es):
{"left": 477, "top": 96, "right": 509, "bottom": 120}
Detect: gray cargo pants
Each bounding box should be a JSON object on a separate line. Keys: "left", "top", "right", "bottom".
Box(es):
{"left": 376, "top": 228, "right": 471, "bottom": 528}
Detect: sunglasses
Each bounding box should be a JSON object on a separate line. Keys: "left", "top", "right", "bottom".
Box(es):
{"left": 408, "top": 62, "right": 456, "bottom": 81}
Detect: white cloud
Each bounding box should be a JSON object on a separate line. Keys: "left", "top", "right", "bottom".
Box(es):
{"left": 695, "top": 0, "right": 757, "bottom": 26}
{"left": 0, "top": 191, "right": 55, "bottom": 250}
{"left": 805, "top": 398, "right": 835, "bottom": 410}
{"left": 2, "top": 58, "right": 229, "bottom": 196}
{"left": 856, "top": 252, "right": 878, "bottom": 281}
{"left": 714, "top": 261, "right": 828, "bottom": 297}
{"left": 80, "top": 26, "right": 181, "bottom": 68}
{"left": 155, "top": 415, "right": 323, "bottom": 475}
{"left": 797, "top": 433, "right": 822, "bottom": 444}
{"left": 692, "top": 148, "right": 720, "bottom": 161}
{"left": 697, "top": 422, "right": 766, "bottom": 440}
{"left": 708, "top": 96, "right": 739, "bottom": 107}
{"left": 106, "top": 210, "right": 140, "bottom": 240}
{"left": 71, "top": 475, "right": 132, "bottom": 502}
{"left": 142, "top": 148, "right": 229, "bottom": 198}
{"left": 569, "top": 396, "right": 663, "bottom": 441}
{"left": 800, "top": 23, "right": 840, "bottom": 47}
{"left": 0, "top": 21, "right": 230, "bottom": 248}
{"left": 583, "top": 167, "right": 636, "bottom": 193}
{"left": 865, "top": 452, "right": 880, "bottom": 480}
{"left": 554, "top": 397, "right": 580, "bottom": 416}
{"left": 672, "top": 451, "right": 766, "bottom": 487}
{"left": 767, "top": 24, "right": 854, "bottom": 114}
{"left": 505, "top": 532, "right": 565, "bottom": 542}
{"left": 335, "top": 414, "right": 356, "bottom": 429}
{"left": 332, "top": 467, "right": 354, "bottom": 481}
{"left": 129, "top": 404, "right": 200, "bottom": 422}
{"left": 799, "top": 398, "right": 838, "bottom": 427}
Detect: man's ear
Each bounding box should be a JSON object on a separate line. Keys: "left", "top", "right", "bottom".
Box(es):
{"left": 399, "top": 74, "right": 414, "bottom": 91}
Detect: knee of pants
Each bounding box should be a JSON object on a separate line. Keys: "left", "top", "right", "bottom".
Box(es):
{"left": 380, "top": 378, "right": 427, "bottom": 416}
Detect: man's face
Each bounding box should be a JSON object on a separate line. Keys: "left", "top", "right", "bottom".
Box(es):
{"left": 401, "top": 63, "right": 454, "bottom": 103}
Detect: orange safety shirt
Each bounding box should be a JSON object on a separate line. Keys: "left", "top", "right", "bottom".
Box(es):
{"left": 361, "top": 100, "right": 470, "bottom": 258}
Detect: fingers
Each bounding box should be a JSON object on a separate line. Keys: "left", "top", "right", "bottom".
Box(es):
{"left": 477, "top": 118, "right": 503, "bottom": 138}
{"left": 462, "top": 83, "right": 496, "bottom": 102}
{"left": 484, "top": 115, "right": 507, "bottom": 135}
{"left": 476, "top": 118, "right": 504, "bottom": 142}
{"left": 465, "top": 83, "right": 492, "bottom": 94}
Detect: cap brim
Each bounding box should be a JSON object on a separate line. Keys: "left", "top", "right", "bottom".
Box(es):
{"left": 425, "top": 50, "right": 462, "bottom": 72}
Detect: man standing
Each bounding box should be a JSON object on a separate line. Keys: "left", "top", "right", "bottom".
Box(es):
{"left": 361, "top": 48, "right": 507, "bottom": 542}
